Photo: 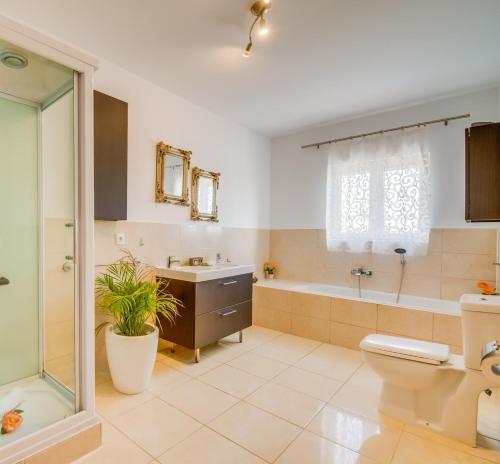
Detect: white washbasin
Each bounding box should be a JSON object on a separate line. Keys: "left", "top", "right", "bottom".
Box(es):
{"left": 155, "top": 263, "right": 255, "bottom": 283}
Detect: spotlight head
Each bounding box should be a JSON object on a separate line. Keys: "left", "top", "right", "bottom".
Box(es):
{"left": 243, "top": 42, "right": 253, "bottom": 57}
{"left": 258, "top": 17, "right": 269, "bottom": 35}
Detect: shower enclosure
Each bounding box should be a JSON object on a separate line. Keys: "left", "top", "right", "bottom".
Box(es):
{"left": 0, "top": 36, "right": 84, "bottom": 451}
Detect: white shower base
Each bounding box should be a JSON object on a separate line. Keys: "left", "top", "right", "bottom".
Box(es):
{"left": 0, "top": 376, "right": 74, "bottom": 446}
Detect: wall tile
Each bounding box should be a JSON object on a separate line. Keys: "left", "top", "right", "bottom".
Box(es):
{"left": 442, "top": 253, "right": 496, "bottom": 281}
{"left": 253, "top": 287, "right": 292, "bottom": 311}
{"left": 291, "top": 293, "right": 331, "bottom": 319}
{"left": 291, "top": 315, "right": 330, "bottom": 343}
{"left": 433, "top": 313, "right": 462, "bottom": 347}
{"left": 23, "top": 423, "right": 101, "bottom": 464}
{"left": 331, "top": 298, "right": 377, "bottom": 329}
{"left": 330, "top": 322, "right": 374, "bottom": 351}
{"left": 443, "top": 229, "right": 497, "bottom": 255}
{"left": 377, "top": 305, "right": 433, "bottom": 340}
{"left": 404, "top": 254, "right": 442, "bottom": 277}
{"left": 441, "top": 277, "right": 496, "bottom": 301}
{"left": 398, "top": 274, "right": 441, "bottom": 299}
{"left": 253, "top": 305, "right": 291, "bottom": 333}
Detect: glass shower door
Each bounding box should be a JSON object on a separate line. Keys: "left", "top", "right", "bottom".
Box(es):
{"left": 0, "top": 96, "right": 40, "bottom": 386}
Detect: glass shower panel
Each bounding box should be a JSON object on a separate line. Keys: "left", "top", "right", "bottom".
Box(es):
{"left": 0, "top": 97, "right": 39, "bottom": 386}
{"left": 42, "top": 88, "right": 76, "bottom": 393}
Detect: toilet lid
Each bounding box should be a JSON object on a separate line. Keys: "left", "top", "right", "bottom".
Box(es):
{"left": 360, "top": 334, "right": 450, "bottom": 365}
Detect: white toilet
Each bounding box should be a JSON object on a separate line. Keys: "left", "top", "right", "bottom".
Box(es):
{"left": 360, "top": 294, "right": 500, "bottom": 446}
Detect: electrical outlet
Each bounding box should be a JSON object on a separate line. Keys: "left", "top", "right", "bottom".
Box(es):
{"left": 115, "top": 233, "right": 126, "bottom": 245}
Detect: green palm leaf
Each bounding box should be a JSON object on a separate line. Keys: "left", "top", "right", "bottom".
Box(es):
{"left": 95, "top": 249, "right": 181, "bottom": 336}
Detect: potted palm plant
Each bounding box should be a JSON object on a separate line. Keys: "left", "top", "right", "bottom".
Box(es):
{"left": 96, "top": 250, "right": 181, "bottom": 394}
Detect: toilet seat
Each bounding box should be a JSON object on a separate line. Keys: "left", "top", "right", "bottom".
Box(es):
{"left": 360, "top": 334, "right": 450, "bottom": 365}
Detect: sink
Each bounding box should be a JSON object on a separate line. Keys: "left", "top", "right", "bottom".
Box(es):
{"left": 155, "top": 263, "right": 255, "bottom": 282}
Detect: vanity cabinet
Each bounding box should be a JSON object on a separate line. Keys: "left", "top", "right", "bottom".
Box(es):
{"left": 94, "top": 90, "right": 128, "bottom": 221}
{"left": 465, "top": 122, "right": 500, "bottom": 222}
{"left": 157, "top": 273, "right": 253, "bottom": 360}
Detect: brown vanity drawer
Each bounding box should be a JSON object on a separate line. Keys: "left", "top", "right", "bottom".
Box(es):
{"left": 195, "top": 300, "right": 252, "bottom": 348}
{"left": 195, "top": 273, "right": 253, "bottom": 315}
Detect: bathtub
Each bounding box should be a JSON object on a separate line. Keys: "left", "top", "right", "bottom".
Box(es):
{"left": 292, "top": 283, "right": 460, "bottom": 316}
{"left": 253, "top": 279, "right": 463, "bottom": 351}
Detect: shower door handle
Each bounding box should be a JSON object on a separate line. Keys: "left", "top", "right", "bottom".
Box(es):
{"left": 0, "top": 277, "right": 9, "bottom": 286}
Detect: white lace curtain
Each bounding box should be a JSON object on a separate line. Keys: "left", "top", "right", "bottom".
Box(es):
{"left": 326, "top": 128, "right": 431, "bottom": 255}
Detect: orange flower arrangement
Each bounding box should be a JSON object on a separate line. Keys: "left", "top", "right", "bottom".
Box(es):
{"left": 477, "top": 281, "right": 497, "bottom": 295}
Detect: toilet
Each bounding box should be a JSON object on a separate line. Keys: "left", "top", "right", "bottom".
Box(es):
{"left": 360, "top": 294, "right": 500, "bottom": 446}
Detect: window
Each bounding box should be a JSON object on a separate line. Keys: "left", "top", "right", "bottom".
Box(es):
{"left": 326, "top": 129, "right": 430, "bottom": 255}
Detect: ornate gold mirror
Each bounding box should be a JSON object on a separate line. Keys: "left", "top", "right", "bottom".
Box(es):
{"left": 191, "top": 167, "right": 220, "bottom": 222}
{"left": 155, "top": 141, "right": 191, "bottom": 205}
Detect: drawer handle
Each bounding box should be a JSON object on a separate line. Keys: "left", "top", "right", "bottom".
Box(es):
{"left": 220, "top": 309, "right": 237, "bottom": 317}
{"left": 221, "top": 280, "right": 238, "bottom": 286}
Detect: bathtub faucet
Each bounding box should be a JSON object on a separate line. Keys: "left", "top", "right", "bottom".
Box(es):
{"left": 351, "top": 267, "right": 373, "bottom": 277}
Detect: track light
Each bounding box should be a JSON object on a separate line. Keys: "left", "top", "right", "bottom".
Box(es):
{"left": 244, "top": 1, "right": 272, "bottom": 57}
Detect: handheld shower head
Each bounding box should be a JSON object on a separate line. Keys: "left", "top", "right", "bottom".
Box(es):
{"left": 394, "top": 248, "right": 407, "bottom": 265}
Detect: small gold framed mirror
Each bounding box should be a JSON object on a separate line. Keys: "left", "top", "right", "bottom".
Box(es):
{"left": 155, "top": 141, "right": 191, "bottom": 205}
{"left": 191, "top": 167, "right": 220, "bottom": 222}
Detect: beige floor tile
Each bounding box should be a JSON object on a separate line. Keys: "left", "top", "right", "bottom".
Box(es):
{"left": 245, "top": 325, "right": 283, "bottom": 341}
{"left": 404, "top": 423, "right": 500, "bottom": 464}
{"left": 148, "top": 362, "right": 190, "bottom": 395}
{"left": 95, "top": 381, "right": 154, "bottom": 419}
{"left": 76, "top": 420, "right": 152, "bottom": 464}
{"left": 159, "top": 350, "right": 222, "bottom": 377}
{"left": 253, "top": 333, "right": 321, "bottom": 364}
{"left": 307, "top": 405, "right": 401, "bottom": 463}
{"left": 158, "top": 427, "right": 265, "bottom": 464}
{"left": 392, "top": 433, "right": 491, "bottom": 464}
{"left": 228, "top": 352, "right": 289, "bottom": 380}
{"left": 160, "top": 378, "right": 238, "bottom": 424}
{"left": 276, "top": 430, "right": 376, "bottom": 464}
{"left": 109, "top": 398, "right": 202, "bottom": 457}
{"left": 295, "top": 344, "right": 363, "bottom": 381}
{"left": 246, "top": 382, "right": 325, "bottom": 427}
{"left": 199, "top": 364, "right": 265, "bottom": 398}
{"left": 209, "top": 402, "right": 301, "bottom": 463}
{"left": 201, "top": 342, "right": 249, "bottom": 363}
{"left": 273, "top": 366, "right": 343, "bottom": 402}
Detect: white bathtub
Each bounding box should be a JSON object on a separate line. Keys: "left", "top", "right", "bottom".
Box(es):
{"left": 258, "top": 280, "right": 460, "bottom": 316}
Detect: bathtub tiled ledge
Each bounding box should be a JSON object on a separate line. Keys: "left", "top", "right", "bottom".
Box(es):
{"left": 253, "top": 279, "right": 463, "bottom": 354}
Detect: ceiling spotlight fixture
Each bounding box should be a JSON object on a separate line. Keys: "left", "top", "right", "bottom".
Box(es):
{"left": 243, "top": 0, "right": 272, "bottom": 57}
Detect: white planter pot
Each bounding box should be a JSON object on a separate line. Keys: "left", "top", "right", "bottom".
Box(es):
{"left": 105, "top": 323, "right": 159, "bottom": 394}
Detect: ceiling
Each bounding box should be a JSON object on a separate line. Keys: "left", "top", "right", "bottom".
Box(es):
{"left": 1, "top": 0, "right": 499, "bottom": 135}
{"left": 0, "top": 38, "right": 73, "bottom": 104}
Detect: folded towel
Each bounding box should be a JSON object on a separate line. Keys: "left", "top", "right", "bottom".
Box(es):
{"left": 0, "top": 388, "right": 24, "bottom": 417}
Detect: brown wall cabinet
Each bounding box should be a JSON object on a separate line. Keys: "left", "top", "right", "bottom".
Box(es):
{"left": 94, "top": 91, "right": 128, "bottom": 221}
{"left": 465, "top": 123, "right": 500, "bottom": 222}
{"left": 157, "top": 273, "right": 253, "bottom": 362}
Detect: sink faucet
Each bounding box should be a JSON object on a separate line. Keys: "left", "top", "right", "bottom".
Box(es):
{"left": 168, "top": 256, "right": 181, "bottom": 268}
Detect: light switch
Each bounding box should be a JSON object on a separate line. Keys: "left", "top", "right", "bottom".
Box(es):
{"left": 115, "top": 233, "right": 126, "bottom": 245}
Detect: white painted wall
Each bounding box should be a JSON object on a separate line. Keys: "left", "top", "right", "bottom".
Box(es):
{"left": 94, "top": 60, "right": 271, "bottom": 229}
{"left": 271, "top": 87, "right": 500, "bottom": 230}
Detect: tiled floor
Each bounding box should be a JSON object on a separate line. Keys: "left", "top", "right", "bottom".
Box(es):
{"left": 78, "top": 326, "right": 500, "bottom": 464}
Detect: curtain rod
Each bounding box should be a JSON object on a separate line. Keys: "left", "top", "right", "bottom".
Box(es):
{"left": 301, "top": 113, "right": 471, "bottom": 149}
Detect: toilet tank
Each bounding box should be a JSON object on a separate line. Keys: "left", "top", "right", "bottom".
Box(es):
{"left": 460, "top": 294, "right": 500, "bottom": 370}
